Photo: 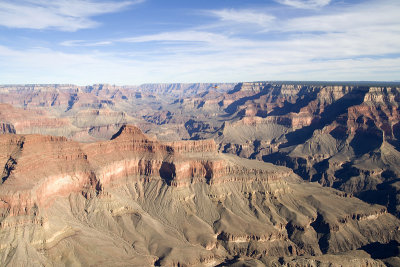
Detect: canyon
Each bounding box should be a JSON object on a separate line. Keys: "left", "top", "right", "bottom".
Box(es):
{"left": 1, "top": 82, "right": 400, "bottom": 266}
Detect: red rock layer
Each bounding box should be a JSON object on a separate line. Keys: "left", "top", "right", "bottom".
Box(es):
{"left": 0, "top": 103, "right": 70, "bottom": 133}
{"left": 0, "top": 125, "right": 292, "bottom": 215}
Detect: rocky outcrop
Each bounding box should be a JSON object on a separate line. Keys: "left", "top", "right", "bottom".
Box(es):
{"left": 0, "top": 125, "right": 293, "bottom": 210}
{"left": 1, "top": 82, "right": 400, "bottom": 265}
{"left": 211, "top": 82, "right": 400, "bottom": 220}
{"left": 0, "top": 125, "right": 399, "bottom": 266}
{"left": 0, "top": 123, "right": 15, "bottom": 134}
{"left": 1, "top": 83, "right": 399, "bottom": 207}
{"left": 0, "top": 103, "right": 72, "bottom": 136}
{"left": 84, "top": 125, "right": 293, "bottom": 188}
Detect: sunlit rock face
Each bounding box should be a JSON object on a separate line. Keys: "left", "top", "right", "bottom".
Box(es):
{"left": 0, "top": 82, "right": 400, "bottom": 265}
{"left": 215, "top": 82, "right": 400, "bottom": 220}
{"left": 0, "top": 125, "right": 399, "bottom": 266}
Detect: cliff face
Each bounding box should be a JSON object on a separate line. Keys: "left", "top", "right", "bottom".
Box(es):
{"left": 0, "top": 103, "right": 72, "bottom": 136}
{"left": 1, "top": 83, "right": 399, "bottom": 202}
{"left": 1, "top": 82, "right": 400, "bottom": 265}
{"left": 0, "top": 84, "right": 235, "bottom": 142}
{"left": 0, "top": 125, "right": 399, "bottom": 266}
{"left": 0, "top": 125, "right": 291, "bottom": 210}
{"left": 209, "top": 83, "right": 400, "bottom": 219}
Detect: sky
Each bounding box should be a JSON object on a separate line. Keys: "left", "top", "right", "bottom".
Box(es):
{"left": 0, "top": 0, "right": 399, "bottom": 85}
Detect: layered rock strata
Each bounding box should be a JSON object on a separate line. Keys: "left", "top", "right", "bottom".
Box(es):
{"left": 0, "top": 125, "right": 399, "bottom": 266}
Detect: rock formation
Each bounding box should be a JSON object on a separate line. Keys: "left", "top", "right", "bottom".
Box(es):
{"left": 1, "top": 82, "right": 400, "bottom": 265}
{"left": 0, "top": 125, "right": 399, "bottom": 266}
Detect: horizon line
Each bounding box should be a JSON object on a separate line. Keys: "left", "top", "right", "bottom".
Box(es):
{"left": 1, "top": 80, "right": 400, "bottom": 87}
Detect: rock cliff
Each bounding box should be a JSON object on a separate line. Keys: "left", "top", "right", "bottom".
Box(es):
{"left": 1, "top": 82, "right": 400, "bottom": 265}
{"left": 0, "top": 125, "right": 399, "bottom": 266}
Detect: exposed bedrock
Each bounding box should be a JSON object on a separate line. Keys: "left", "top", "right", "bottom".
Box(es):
{"left": 0, "top": 125, "right": 399, "bottom": 265}
{"left": 1, "top": 83, "right": 400, "bottom": 265}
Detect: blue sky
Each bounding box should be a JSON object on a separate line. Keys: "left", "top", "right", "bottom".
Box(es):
{"left": 0, "top": 0, "right": 399, "bottom": 85}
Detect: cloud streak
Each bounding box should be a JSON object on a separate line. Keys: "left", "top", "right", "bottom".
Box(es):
{"left": 1, "top": 44, "right": 399, "bottom": 85}
{"left": 60, "top": 40, "right": 113, "bottom": 47}
{"left": 0, "top": 0, "right": 140, "bottom": 31}
{"left": 114, "top": 0, "right": 400, "bottom": 59}
{"left": 1, "top": 0, "right": 400, "bottom": 84}
{"left": 208, "top": 9, "right": 275, "bottom": 28}
{"left": 275, "top": 0, "right": 331, "bottom": 9}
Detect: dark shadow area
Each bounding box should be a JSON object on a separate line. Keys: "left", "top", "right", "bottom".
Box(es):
{"left": 1, "top": 157, "right": 17, "bottom": 183}
{"left": 197, "top": 101, "right": 205, "bottom": 108}
{"left": 214, "top": 255, "right": 240, "bottom": 267}
{"left": 227, "top": 83, "right": 243, "bottom": 94}
{"left": 262, "top": 152, "right": 293, "bottom": 168}
{"left": 357, "top": 179, "right": 400, "bottom": 217}
{"left": 224, "top": 84, "right": 273, "bottom": 114}
{"left": 65, "top": 93, "right": 78, "bottom": 111}
{"left": 311, "top": 159, "right": 330, "bottom": 182}
{"left": 349, "top": 128, "right": 383, "bottom": 156}
{"left": 1, "top": 140, "right": 24, "bottom": 184}
{"left": 382, "top": 170, "right": 397, "bottom": 179}
{"left": 249, "top": 140, "right": 261, "bottom": 159}
{"left": 334, "top": 162, "right": 360, "bottom": 183}
{"left": 361, "top": 240, "right": 400, "bottom": 259}
{"left": 267, "top": 86, "right": 318, "bottom": 116}
{"left": 262, "top": 152, "right": 309, "bottom": 180}
{"left": 184, "top": 119, "right": 212, "bottom": 140}
{"left": 0, "top": 123, "right": 16, "bottom": 134}
{"left": 394, "top": 122, "right": 400, "bottom": 140}
{"left": 391, "top": 122, "right": 400, "bottom": 151}
{"left": 280, "top": 87, "right": 369, "bottom": 148}
{"left": 159, "top": 162, "right": 176, "bottom": 185}
{"left": 110, "top": 124, "right": 127, "bottom": 140}
{"left": 185, "top": 119, "right": 205, "bottom": 136}
{"left": 154, "top": 257, "right": 163, "bottom": 267}
{"left": 310, "top": 213, "right": 331, "bottom": 254}
{"left": 204, "top": 163, "right": 213, "bottom": 184}
{"left": 310, "top": 213, "right": 330, "bottom": 234}
{"left": 285, "top": 221, "right": 305, "bottom": 238}
{"left": 388, "top": 140, "right": 400, "bottom": 152}
{"left": 329, "top": 125, "right": 348, "bottom": 140}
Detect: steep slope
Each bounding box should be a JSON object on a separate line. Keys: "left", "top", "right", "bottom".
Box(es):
{"left": 1, "top": 82, "right": 400, "bottom": 219}
{"left": 205, "top": 82, "right": 400, "bottom": 219}
{"left": 0, "top": 125, "right": 399, "bottom": 266}
{"left": 0, "top": 83, "right": 235, "bottom": 142}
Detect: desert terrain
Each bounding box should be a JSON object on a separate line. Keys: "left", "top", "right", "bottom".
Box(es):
{"left": 0, "top": 82, "right": 400, "bottom": 266}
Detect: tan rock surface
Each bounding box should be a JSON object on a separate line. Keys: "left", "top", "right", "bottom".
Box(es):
{"left": 0, "top": 125, "right": 399, "bottom": 266}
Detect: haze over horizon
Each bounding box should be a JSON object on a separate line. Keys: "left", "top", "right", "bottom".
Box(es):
{"left": 0, "top": 0, "right": 399, "bottom": 85}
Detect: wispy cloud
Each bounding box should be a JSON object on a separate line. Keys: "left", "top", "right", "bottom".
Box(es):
{"left": 116, "top": 0, "right": 400, "bottom": 58}
{"left": 275, "top": 0, "right": 331, "bottom": 9}
{"left": 208, "top": 9, "right": 275, "bottom": 28}
{"left": 282, "top": 2, "right": 400, "bottom": 32}
{"left": 0, "top": 0, "right": 140, "bottom": 31}
{"left": 1, "top": 43, "right": 399, "bottom": 84}
{"left": 121, "top": 31, "right": 226, "bottom": 44}
{"left": 1, "top": 0, "right": 400, "bottom": 84}
{"left": 60, "top": 40, "right": 113, "bottom": 47}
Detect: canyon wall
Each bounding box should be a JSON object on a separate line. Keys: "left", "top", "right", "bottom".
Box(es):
{"left": 0, "top": 126, "right": 399, "bottom": 266}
